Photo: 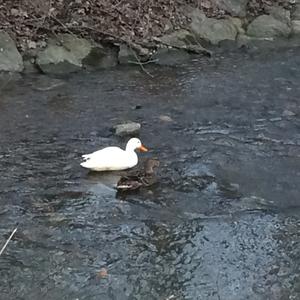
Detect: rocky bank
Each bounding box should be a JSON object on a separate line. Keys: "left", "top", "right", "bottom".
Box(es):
{"left": 0, "top": 0, "right": 299, "bottom": 74}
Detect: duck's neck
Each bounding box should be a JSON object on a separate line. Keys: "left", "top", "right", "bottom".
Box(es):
{"left": 126, "top": 145, "right": 136, "bottom": 152}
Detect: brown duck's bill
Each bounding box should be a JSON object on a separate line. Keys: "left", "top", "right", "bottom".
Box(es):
{"left": 139, "top": 145, "right": 148, "bottom": 152}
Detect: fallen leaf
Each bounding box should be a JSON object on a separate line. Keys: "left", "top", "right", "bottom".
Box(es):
{"left": 97, "top": 267, "right": 108, "bottom": 278}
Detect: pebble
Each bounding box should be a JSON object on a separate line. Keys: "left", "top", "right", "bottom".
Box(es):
{"left": 114, "top": 122, "right": 141, "bottom": 136}
{"left": 282, "top": 109, "right": 296, "bottom": 117}
{"left": 159, "top": 115, "right": 173, "bottom": 122}
{"left": 97, "top": 268, "right": 108, "bottom": 278}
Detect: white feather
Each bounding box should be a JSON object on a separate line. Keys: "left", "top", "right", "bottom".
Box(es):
{"left": 80, "top": 138, "right": 146, "bottom": 171}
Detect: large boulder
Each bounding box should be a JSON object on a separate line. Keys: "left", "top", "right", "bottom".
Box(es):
{"left": 37, "top": 34, "right": 92, "bottom": 74}
{"left": 155, "top": 29, "right": 211, "bottom": 55}
{"left": 37, "top": 34, "right": 118, "bottom": 74}
{"left": 215, "top": 0, "right": 248, "bottom": 17}
{"left": 189, "top": 10, "right": 238, "bottom": 45}
{"left": 267, "top": 6, "right": 291, "bottom": 25}
{"left": 0, "top": 31, "right": 23, "bottom": 72}
{"left": 292, "top": 21, "right": 300, "bottom": 35}
{"left": 247, "top": 15, "right": 291, "bottom": 38}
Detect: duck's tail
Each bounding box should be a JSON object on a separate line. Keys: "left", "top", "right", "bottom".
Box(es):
{"left": 80, "top": 160, "right": 92, "bottom": 169}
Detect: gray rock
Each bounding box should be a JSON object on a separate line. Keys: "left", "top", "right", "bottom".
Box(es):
{"left": 189, "top": 10, "right": 238, "bottom": 45}
{"left": 23, "top": 59, "right": 39, "bottom": 74}
{"left": 183, "top": 163, "right": 215, "bottom": 178}
{"left": 155, "top": 29, "right": 210, "bottom": 55}
{"left": 157, "top": 29, "right": 197, "bottom": 48}
{"left": 267, "top": 6, "right": 291, "bottom": 24}
{"left": 232, "top": 196, "right": 274, "bottom": 211}
{"left": 152, "top": 48, "right": 191, "bottom": 66}
{"left": 229, "top": 17, "right": 245, "bottom": 34}
{"left": 292, "top": 20, "right": 300, "bottom": 34}
{"left": 0, "top": 31, "right": 23, "bottom": 72}
{"left": 236, "top": 34, "right": 275, "bottom": 48}
{"left": 292, "top": 4, "right": 300, "bottom": 20}
{"left": 114, "top": 122, "right": 141, "bottom": 136}
{"left": 36, "top": 34, "right": 92, "bottom": 74}
{"left": 282, "top": 109, "right": 296, "bottom": 117}
{"left": 118, "top": 44, "right": 137, "bottom": 64}
{"left": 247, "top": 15, "right": 291, "bottom": 38}
{"left": 159, "top": 115, "right": 173, "bottom": 122}
{"left": 0, "top": 72, "right": 22, "bottom": 89}
{"left": 37, "top": 35, "right": 117, "bottom": 73}
{"left": 215, "top": 0, "right": 248, "bottom": 17}
{"left": 83, "top": 46, "right": 118, "bottom": 69}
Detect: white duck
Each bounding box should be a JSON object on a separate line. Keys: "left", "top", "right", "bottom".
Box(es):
{"left": 80, "top": 138, "right": 148, "bottom": 171}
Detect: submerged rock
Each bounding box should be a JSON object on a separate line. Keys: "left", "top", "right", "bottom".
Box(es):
{"left": 232, "top": 196, "right": 275, "bottom": 211}
{"left": 189, "top": 10, "right": 238, "bottom": 45}
{"left": 83, "top": 46, "right": 118, "bottom": 69}
{"left": 152, "top": 48, "right": 191, "bottom": 66}
{"left": 31, "top": 76, "right": 66, "bottom": 91}
{"left": 114, "top": 122, "right": 141, "bottom": 136}
{"left": 23, "top": 59, "right": 40, "bottom": 74}
{"left": 236, "top": 34, "right": 275, "bottom": 48}
{"left": 0, "top": 31, "right": 23, "bottom": 72}
{"left": 247, "top": 15, "right": 291, "bottom": 38}
{"left": 118, "top": 44, "right": 137, "bottom": 64}
{"left": 183, "top": 163, "right": 215, "bottom": 179}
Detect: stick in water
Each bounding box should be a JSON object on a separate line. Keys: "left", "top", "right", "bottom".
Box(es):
{"left": 0, "top": 227, "right": 18, "bottom": 256}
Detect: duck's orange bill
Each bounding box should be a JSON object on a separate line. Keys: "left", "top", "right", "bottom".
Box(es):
{"left": 139, "top": 145, "right": 148, "bottom": 152}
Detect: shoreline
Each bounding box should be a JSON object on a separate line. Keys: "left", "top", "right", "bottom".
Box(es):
{"left": 0, "top": 1, "right": 299, "bottom": 75}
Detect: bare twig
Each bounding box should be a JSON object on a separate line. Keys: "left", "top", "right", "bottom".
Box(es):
{"left": 130, "top": 47, "right": 154, "bottom": 77}
{"left": 0, "top": 227, "right": 18, "bottom": 256}
{"left": 127, "top": 59, "right": 158, "bottom": 65}
{"left": 50, "top": 15, "right": 77, "bottom": 38}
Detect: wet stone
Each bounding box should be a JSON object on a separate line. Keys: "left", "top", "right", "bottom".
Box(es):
{"left": 282, "top": 109, "right": 296, "bottom": 117}
{"left": 114, "top": 122, "right": 141, "bottom": 136}
{"left": 182, "top": 163, "right": 215, "bottom": 178}
{"left": 159, "top": 115, "right": 173, "bottom": 122}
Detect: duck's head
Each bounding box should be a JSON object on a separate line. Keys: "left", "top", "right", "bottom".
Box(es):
{"left": 144, "top": 159, "right": 160, "bottom": 175}
{"left": 126, "top": 138, "right": 148, "bottom": 152}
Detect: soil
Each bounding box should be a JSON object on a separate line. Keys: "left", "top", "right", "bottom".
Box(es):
{"left": 0, "top": 0, "right": 293, "bottom": 52}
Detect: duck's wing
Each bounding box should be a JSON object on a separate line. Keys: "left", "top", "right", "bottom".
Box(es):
{"left": 117, "top": 179, "right": 142, "bottom": 190}
{"left": 81, "top": 147, "right": 137, "bottom": 171}
{"left": 81, "top": 147, "right": 123, "bottom": 160}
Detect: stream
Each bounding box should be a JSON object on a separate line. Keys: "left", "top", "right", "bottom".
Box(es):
{"left": 0, "top": 46, "right": 300, "bottom": 300}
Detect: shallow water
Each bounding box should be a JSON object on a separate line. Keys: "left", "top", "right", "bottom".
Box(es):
{"left": 0, "top": 47, "right": 300, "bottom": 300}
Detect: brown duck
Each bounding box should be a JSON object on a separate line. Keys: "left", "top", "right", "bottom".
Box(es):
{"left": 116, "top": 158, "right": 160, "bottom": 191}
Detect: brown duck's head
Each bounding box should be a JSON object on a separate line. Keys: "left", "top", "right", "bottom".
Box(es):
{"left": 144, "top": 159, "right": 160, "bottom": 175}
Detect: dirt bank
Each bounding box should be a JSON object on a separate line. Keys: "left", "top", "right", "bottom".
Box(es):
{"left": 0, "top": 0, "right": 292, "bottom": 52}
